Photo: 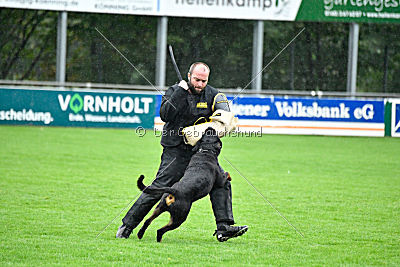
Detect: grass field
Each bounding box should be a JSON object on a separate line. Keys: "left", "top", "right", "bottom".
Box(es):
{"left": 0, "top": 125, "right": 399, "bottom": 266}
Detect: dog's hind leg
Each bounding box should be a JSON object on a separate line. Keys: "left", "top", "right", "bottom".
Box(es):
{"left": 156, "top": 215, "right": 182, "bottom": 242}
{"left": 137, "top": 206, "right": 163, "bottom": 239}
{"left": 156, "top": 205, "right": 191, "bottom": 242}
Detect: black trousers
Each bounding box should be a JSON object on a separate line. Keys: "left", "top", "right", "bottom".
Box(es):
{"left": 122, "top": 144, "right": 235, "bottom": 229}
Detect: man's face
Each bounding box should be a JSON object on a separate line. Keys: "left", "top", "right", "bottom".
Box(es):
{"left": 188, "top": 65, "right": 209, "bottom": 94}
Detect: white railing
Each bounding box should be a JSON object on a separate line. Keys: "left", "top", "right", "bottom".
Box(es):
{"left": 1, "top": 79, "right": 399, "bottom": 100}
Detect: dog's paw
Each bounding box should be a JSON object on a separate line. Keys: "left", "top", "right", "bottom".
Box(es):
{"left": 137, "top": 229, "right": 144, "bottom": 239}
{"left": 156, "top": 230, "right": 163, "bottom": 242}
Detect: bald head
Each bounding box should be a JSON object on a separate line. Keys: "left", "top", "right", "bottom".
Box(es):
{"left": 189, "top": 62, "right": 210, "bottom": 75}
{"left": 188, "top": 62, "right": 210, "bottom": 94}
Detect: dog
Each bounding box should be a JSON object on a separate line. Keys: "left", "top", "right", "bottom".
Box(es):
{"left": 136, "top": 128, "right": 228, "bottom": 242}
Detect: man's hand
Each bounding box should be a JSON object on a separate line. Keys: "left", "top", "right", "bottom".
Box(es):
{"left": 178, "top": 80, "right": 189, "bottom": 91}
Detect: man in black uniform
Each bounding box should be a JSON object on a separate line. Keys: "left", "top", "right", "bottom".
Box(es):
{"left": 116, "top": 62, "right": 248, "bottom": 241}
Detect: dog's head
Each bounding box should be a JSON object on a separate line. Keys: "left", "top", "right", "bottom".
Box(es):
{"left": 192, "top": 127, "right": 222, "bottom": 156}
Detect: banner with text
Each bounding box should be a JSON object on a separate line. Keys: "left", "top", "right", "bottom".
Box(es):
{"left": 1, "top": 0, "right": 399, "bottom": 23}
{"left": 391, "top": 99, "right": 400, "bottom": 137}
{"left": 154, "top": 95, "right": 385, "bottom": 137}
{"left": 0, "top": 88, "right": 155, "bottom": 128}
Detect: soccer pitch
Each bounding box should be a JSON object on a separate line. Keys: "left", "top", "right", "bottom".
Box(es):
{"left": 1, "top": 125, "right": 399, "bottom": 266}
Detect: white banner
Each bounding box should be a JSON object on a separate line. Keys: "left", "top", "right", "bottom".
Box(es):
{"left": 160, "top": 0, "right": 302, "bottom": 21}
{"left": 2, "top": 0, "right": 400, "bottom": 23}
{"left": 0, "top": 0, "right": 302, "bottom": 21}
{"left": 0, "top": 0, "right": 159, "bottom": 15}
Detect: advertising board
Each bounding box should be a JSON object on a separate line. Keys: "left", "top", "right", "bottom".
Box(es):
{"left": 1, "top": 0, "right": 399, "bottom": 23}
{"left": 154, "top": 95, "right": 385, "bottom": 137}
{"left": 391, "top": 99, "right": 400, "bottom": 137}
{"left": 0, "top": 88, "right": 156, "bottom": 128}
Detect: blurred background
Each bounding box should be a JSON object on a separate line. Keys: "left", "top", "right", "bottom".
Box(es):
{"left": 1, "top": 9, "right": 399, "bottom": 93}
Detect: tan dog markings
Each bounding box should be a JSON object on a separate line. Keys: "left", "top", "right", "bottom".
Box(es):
{"left": 165, "top": 194, "right": 175, "bottom": 206}
{"left": 225, "top": 172, "right": 232, "bottom": 181}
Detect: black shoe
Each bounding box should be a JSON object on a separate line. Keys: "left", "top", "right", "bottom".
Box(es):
{"left": 213, "top": 225, "right": 248, "bottom": 242}
{"left": 116, "top": 224, "right": 132, "bottom": 239}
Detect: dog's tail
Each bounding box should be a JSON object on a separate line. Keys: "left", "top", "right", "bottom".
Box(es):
{"left": 137, "top": 175, "right": 177, "bottom": 195}
{"left": 137, "top": 175, "right": 147, "bottom": 191}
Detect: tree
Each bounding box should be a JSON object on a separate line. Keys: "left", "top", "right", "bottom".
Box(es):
{"left": 166, "top": 17, "right": 253, "bottom": 89}
{"left": 0, "top": 9, "right": 57, "bottom": 80}
{"left": 66, "top": 13, "right": 157, "bottom": 85}
{"left": 358, "top": 23, "right": 400, "bottom": 93}
{"left": 1, "top": 9, "right": 399, "bottom": 93}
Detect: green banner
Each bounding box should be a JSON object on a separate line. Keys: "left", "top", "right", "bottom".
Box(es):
{"left": 297, "top": 0, "right": 400, "bottom": 23}
{"left": 0, "top": 88, "right": 156, "bottom": 129}
{"left": 384, "top": 101, "right": 392, "bottom": 136}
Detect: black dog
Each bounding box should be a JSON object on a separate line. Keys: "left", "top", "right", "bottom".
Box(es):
{"left": 136, "top": 128, "right": 227, "bottom": 242}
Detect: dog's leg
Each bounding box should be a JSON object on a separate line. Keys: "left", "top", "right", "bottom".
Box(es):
{"left": 156, "top": 215, "right": 181, "bottom": 242}
{"left": 156, "top": 204, "right": 191, "bottom": 242}
{"left": 137, "top": 206, "right": 163, "bottom": 239}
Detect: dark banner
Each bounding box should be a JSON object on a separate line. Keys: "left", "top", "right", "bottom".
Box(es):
{"left": 0, "top": 88, "right": 156, "bottom": 128}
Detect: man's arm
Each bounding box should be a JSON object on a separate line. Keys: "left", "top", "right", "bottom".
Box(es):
{"left": 160, "top": 84, "right": 189, "bottom": 122}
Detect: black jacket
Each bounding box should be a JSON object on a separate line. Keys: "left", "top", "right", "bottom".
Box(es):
{"left": 160, "top": 84, "right": 224, "bottom": 147}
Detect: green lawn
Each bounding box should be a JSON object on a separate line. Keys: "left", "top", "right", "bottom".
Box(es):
{"left": 1, "top": 125, "right": 399, "bottom": 266}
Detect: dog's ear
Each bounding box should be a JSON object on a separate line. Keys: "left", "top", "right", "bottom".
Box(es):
{"left": 205, "top": 127, "right": 217, "bottom": 136}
